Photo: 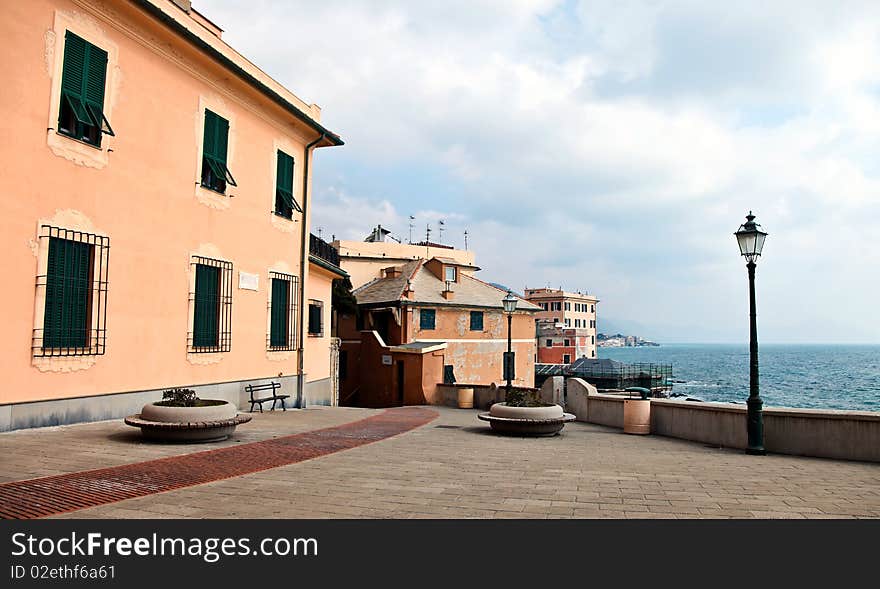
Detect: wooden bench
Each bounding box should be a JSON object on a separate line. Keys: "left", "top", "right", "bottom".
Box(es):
{"left": 246, "top": 381, "right": 290, "bottom": 412}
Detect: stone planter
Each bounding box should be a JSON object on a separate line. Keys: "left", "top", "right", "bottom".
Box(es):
{"left": 125, "top": 400, "right": 251, "bottom": 443}
{"left": 478, "top": 402, "right": 576, "bottom": 436}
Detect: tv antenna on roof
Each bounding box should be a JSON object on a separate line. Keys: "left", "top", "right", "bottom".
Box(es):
{"left": 317, "top": 226, "right": 324, "bottom": 240}
{"left": 425, "top": 223, "right": 431, "bottom": 243}
{"left": 408, "top": 215, "right": 415, "bottom": 244}
{"left": 464, "top": 229, "right": 469, "bottom": 250}
{"left": 438, "top": 220, "right": 445, "bottom": 243}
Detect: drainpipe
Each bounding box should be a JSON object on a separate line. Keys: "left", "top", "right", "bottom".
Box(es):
{"left": 297, "top": 132, "right": 326, "bottom": 408}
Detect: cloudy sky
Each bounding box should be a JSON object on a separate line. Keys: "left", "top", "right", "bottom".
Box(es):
{"left": 201, "top": 0, "right": 879, "bottom": 343}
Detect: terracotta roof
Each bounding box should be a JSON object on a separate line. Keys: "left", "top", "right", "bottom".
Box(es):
{"left": 353, "top": 261, "right": 540, "bottom": 311}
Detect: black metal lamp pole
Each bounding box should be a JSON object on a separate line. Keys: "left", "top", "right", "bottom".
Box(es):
{"left": 745, "top": 260, "right": 764, "bottom": 454}
{"left": 506, "top": 311, "right": 513, "bottom": 396}
{"left": 501, "top": 291, "right": 518, "bottom": 402}
{"left": 735, "top": 212, "right": 768, "bottom": 456}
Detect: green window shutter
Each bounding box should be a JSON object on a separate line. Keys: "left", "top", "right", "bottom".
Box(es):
{"left": 420, "top": 309, "right": 436, "bottom": 330}
{"left": 59, "top": 31, "right": 113, "bottom": 136}
{"left": 202, "top": 110, "right": 236, "bottom": 189}
{"left": 203, "top": 110, "right": 218, "bottom": 159}
{"left": 193, "top": 264, "right": 220, "bottom": 348}
{"left": 275, "top": 150, "right": 300, "bottom": 216}
{"left": 308, "top": 303, "right": 323, "bottom": 335}
{"left": 43, "top": 237, "right": 91, "bottom": 349}
{"left": 270, "top": 278, "right": 289, "bottom": 347}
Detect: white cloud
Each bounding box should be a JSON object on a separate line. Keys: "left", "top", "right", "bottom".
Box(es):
{"left": 203, "top": 0, "right": 880, "bottom": 342}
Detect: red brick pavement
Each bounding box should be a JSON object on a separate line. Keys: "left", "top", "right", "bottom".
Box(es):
{"left": 0, "top": 407, "right": 437, "bottom": 519}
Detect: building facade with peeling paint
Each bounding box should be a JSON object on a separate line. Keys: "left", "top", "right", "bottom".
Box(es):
{"left": 0, "top": 0, "right": 343, "bottom": 430}
{"left": 337, "top": 257, "right": 539, "bottom": 407}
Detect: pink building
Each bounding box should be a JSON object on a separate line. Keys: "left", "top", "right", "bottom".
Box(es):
{"left": 0, "top": 0, "right": 343, "bottom": 430}
{"left": 524, "top": 288, "right": 600, "bottom": 363}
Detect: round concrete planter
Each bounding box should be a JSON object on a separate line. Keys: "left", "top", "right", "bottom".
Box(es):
{"left": 125, "top": 400, "right": 251, "bottom": 443}
{"left": 478, "top": 402, "right": 576, "bottom": 436}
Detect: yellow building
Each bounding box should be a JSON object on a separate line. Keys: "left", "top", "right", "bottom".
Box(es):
{"left": 333, "top": 226, "right": 478, "bottom": 289}
{"left": 0, "top": 0, "right": 343, "bottom": 430}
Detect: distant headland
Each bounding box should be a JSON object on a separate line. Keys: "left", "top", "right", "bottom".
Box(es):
{"left": 597, "top": 333, "right": 659, "bottom": 347}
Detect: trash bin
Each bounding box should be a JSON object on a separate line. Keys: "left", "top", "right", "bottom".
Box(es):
{"left": 457, "top": 387, "right": 474, "bottom": 409}
{"left": 623, "top": 387, "right": 651, "bottom": 435}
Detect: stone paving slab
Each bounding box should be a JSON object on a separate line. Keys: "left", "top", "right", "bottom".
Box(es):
{"left": 2, "top": 406, "right": 879, "bottom": 519}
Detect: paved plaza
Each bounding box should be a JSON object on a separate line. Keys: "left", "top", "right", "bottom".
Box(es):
{"left": 1, "top": 406, "right": 878, "bottom": 519}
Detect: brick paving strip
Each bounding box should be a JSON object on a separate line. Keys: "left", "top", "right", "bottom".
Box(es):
{"left": 0, "top": 407, "right": 437, "bottom": 519}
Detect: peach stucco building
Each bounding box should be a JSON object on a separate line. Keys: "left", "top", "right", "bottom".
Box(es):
{"left": 338, "top": 257, "right": 539, "bottom": 407}
{"left": 0, "top": 0, "right": 344, "bottom": 430}
{"left": 524, "top": 287, "right": 600, "bottom": 362}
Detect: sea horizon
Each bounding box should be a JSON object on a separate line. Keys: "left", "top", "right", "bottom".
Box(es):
{"left": 597, "top": 343, "right": 879, "bottom": 412}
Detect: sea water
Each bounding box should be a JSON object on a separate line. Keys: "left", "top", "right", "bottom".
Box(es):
{"left": 598, "top": 344, "right": 880, "bottom": 412}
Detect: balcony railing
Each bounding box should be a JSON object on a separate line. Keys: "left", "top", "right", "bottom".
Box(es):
{"left": 310, "top": 233, "right": 340, "bottom": 267}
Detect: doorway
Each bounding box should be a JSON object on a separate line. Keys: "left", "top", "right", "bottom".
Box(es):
{"left": 396, "top": 360, "right": 405, "bottom": 406}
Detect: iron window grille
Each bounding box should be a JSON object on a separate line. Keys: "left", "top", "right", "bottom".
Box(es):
{"left": 469, "top": 310, "right": 483, "bottom": 331}
{"left": 419, "top": 308, "right": 436, "bottom": 330}
{"left": 188, "top": 256, "right": 232, "bottom": 353}
{"left": 201, "top": 109, "right": 237, "bottom": 194}
{"left": 33, "top": 226, "right": 109, "bottom": 357}
{"left": 268, "top": 271, "right": 297, "bottom": 350}
{"left": 307, "top": 299, "right": 324, "bottom": 337}
{"left": 274, "top": 150, "right": 301, "bottom": 218}
{"left": 57, "top": 31, "right": 114, "bottom": 148}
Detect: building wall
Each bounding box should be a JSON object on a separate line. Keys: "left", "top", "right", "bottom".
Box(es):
{"left": 338, "top": 330, "right": 445, "bottom": 408}
{"left": 406, "top": 306, "right": 536, "bottom": 388}
{"left": 537, "top": 328, "right": 595, "bottom": 363}
{"left": 304, "top": 263, "right": 336, "bottom": 405}
{"left": 335, "top": 240, "right": 476, "bottom": 289}
{"left": 0, "top": 0, "right": 329, "bottom": 416}
{"left": 526, "top": 288, "right": 599, "bottom": 359}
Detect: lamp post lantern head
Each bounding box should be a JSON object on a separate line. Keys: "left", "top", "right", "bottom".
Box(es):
{"left": 734, "top": 211, "right": 768, "bottom": 264}
{"left": 502, "top": 290, "right": 518, "bottom": 314}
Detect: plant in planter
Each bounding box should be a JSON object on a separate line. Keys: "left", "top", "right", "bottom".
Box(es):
{"left": 125, "top": 388, "right": 251, "bottom": 443}
{"left": 478, "top": 291, "right": 575, "bottom": 436}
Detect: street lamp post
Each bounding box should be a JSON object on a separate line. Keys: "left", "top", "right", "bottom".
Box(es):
{"left": 502, "top": 291, "right": 518, "bottom": 402}
{"left": 734, "top": 211, "right": 768, "bottom": 455}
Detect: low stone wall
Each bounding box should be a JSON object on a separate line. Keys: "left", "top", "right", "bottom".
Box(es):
{"left": 0, "top": 375, "right": 302, "bottom": 432}
{"left": 435, "top": 383, "right": 538, "bottom": 409}
{"left": 564, "top": 378, "right": 880, "bottom": 463}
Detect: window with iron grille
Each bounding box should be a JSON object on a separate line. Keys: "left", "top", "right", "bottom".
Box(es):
{"left": 469, "top": 310, "right": 483, "bottom": 331}
{"left": 201, "top": 109, "right": 236, "bottom": 194}
{"left": 34, "top": 226, "right": 109, "bottom": 357}
{"left": 274, "top": 150, "right": 301, "bottom": 219}
{"left": 308, "top": 299, "right": 324, "bottom": 336}
{"left": 268, "top": 271, "right": 297, "bottom": 350}
{"left": 189, "top": 256, "right": 232, "bottom": 352}
{"left": 57, "top": 31, "right": 114, "bottom": 148}
{"left": 419, "top": 308, "right": 436, "bottom": 330}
